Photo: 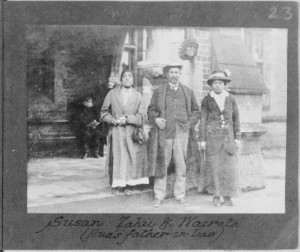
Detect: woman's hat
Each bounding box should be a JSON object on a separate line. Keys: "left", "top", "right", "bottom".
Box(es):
{"left": 207, "top": 70, "right": 231, "bottom": 86}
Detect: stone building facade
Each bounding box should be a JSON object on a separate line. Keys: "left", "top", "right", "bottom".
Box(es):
{"left": 27, "top": 26, "right": 128, "bottom": 156}
{"left": 243, "top": 28, "right": 287, "bottom": 121}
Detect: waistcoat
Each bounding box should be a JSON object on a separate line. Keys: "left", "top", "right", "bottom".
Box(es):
{"left": 165, "top": 85, "right": 189, "bottom": 139}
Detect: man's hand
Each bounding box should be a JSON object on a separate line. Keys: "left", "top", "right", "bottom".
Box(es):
{"left": 88, "top": 120, "right": 100, "bottom": 129}
{"left": 155, "top": 118, "right": 166, "bottom": 129}
{"left": 200, "top": 141, "right": 206, "bottom": 151}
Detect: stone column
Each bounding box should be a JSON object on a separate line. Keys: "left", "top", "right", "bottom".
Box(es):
{"left": 235, "top": 94, "right": 267, "bottom": 191}
{"left": 239, "top": 123, "right": 267, "bottom": 190}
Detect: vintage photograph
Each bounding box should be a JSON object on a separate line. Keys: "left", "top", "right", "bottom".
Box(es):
{"left": 26, "top": 25, "right": 287, "bottom": 214}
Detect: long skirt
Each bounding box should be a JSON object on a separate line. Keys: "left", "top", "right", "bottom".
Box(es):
{"left": 206, "top": 146, "right": 240, "bottom": 197}
{"left": 199, "top": 147, "right": 240, "bottom": 197}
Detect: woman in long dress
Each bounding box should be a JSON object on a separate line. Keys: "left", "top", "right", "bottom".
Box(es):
{"left": 101, "top": 70, "right": 149, "bottom": 195}
{"left": 199, "top": 70, "right": 241, "bottom": 207}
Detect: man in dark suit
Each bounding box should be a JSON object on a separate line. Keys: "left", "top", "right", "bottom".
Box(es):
{"left": 147, "top": 62, "right": 201, "bottom": 207}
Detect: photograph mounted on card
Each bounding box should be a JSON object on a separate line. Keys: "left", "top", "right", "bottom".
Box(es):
{"left": 2, "top": 1, "right": 298, "bottom": 250}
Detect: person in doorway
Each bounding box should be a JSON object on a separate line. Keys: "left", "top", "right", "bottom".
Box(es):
{"left": 73, "top": 96, "right": 102, "bottom": 159}
{"left": 101, "top": 70, "right": 149, "bottom": 195}
{"left": 199, "top": 70, "right": 241, "bottom": 207}
{"left": 147, "top": 62, "right": 201, "bottom": 207}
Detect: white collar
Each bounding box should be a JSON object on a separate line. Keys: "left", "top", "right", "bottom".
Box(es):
{"left": 169, "top": 82, "right": 180, "bottom": 91}
{"left": 210, "top": 90, "right": 229, "bottom": 98}
{"left": 210, "top": 90, "right": 229, "bottom": 112}
{"left": 169, "top": 82, "right": 180, "bottom": 88}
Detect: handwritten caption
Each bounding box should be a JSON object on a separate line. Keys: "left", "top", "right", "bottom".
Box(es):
{"left": 36, "top": 216, "right": 240, "bottom": 244}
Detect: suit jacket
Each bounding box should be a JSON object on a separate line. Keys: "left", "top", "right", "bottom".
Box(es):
{"left": 199, "top": 93, "right": 241, "bottom": 155}
{"left": 71, "top": 105, "right": 99, "bottom": 133}
{"left": 147, "top": 82, "right": 201, "bottom": 178}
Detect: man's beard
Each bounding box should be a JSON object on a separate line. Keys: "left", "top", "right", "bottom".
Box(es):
{"left": 169, "top": 77, "right": 179, "bottom": 84}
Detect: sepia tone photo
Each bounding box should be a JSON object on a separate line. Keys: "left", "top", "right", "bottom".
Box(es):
{"left": 26, "top": 25, "right": 287, "bottom": 214}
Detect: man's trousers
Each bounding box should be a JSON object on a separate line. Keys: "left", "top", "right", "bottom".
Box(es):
{"left": 154, "top": 125, "right": 189, "bottom": 200}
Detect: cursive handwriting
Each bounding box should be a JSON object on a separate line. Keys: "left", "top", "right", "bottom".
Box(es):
{"left": 102, "top": 8, "right": 130, "bottom": 18}
{"left": 178, "top": 217, "right": 239, "bottom": 229}
{"left": 80, "top": 228, "right": 122, "bottom": 242}
{"left": 35, "top": 216, "right": 103, "bottom": 233}
{"left": 117, "top": 228, "right": 170, "bottom": 245}
{"left": 116, "top": 216, "right": 156, "bottom": 228}
{"left": 35, "top": 215, "right": 241, "bottom": 245}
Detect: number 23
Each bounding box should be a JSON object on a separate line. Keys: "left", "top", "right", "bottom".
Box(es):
{"left": 269, "top": 6, "right": 292, "bottom": 20}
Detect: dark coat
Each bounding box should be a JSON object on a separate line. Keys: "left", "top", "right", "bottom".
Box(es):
{"left": 71, "top": 105, "right": 99, "bottom": 133}
{"left": 199, "top": 93, "right": 241, "bottom": 156}
{"left": 198, "top": 92, "right": 241, "bottom": 197}
{"left": 147, "top": 82, "right": 201, "bottom": 178}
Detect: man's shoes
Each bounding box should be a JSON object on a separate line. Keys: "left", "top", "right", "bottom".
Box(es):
{"left": 213, "top": 196, "right": 221, "bottom": 207}
{"left": 82, "top": 153, "right": 88, "bottom": 159}
{"left": 178, "top": 198, "right": 189, "bottom": 206}
{"left": 223, "top": 196, "right": 234, "bottom": 206}
{"left": 153, "top": 199, "right": 163, "bottom": 208}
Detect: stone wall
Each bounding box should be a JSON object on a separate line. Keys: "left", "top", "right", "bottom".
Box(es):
{"left": 262, "top": 29, "right": 287, "bottom": 121}
{"left": 27, "top": 26, "right": 122, "bottom": 157}
{"left": 28, "top": 121, "right": 78, "bottom": 158}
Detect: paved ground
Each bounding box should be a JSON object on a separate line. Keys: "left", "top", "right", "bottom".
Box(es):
{"left": 28, "top": 156, "right": 111, "bottom": 208}
{"left": 28, "top": 152, "right": 285, "bottom": 214}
